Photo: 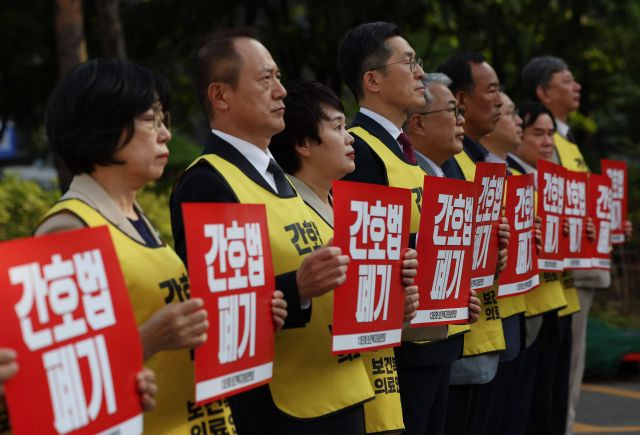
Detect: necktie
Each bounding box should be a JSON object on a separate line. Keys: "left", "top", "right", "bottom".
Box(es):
{"left": 267, "top": 159, "right": 294, "bottom": 196}
{"left": 397, "top": 132, "right": 417, "bottom": 164}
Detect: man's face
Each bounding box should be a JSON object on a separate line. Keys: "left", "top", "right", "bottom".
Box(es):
{"left": 460, "top": 61, "right": 502, "bottom": 138}
{"left": 544, "top": 69, "right": 581, "bottom": 114}
{"left": 225, "top": 38, "right": 287, "bottom": 140}
{"left": 376, "top": 36, "right": 426, "bottom": 112}
{"left": 415, "top": 83, "right": 464, "bottom": 163}
{"left": 488, "top": 93, "right": 523, "bottom": 152}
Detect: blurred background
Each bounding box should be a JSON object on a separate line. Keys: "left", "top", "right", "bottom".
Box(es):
{"left": 0, "top": 0, "right": 638, "bottom": 375}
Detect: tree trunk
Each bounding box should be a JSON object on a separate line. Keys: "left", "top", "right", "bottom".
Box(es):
{"left": 54, "top": 0, "right": 87, "bottom": 192}
{"left": 95, "top": 0, "right": 126, "bottom": 59}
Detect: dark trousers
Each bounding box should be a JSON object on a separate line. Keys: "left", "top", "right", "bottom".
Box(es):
{"left": 526, "top": 313, "right": 573, "bottom": 434}
{"left": 485, "top": 315, "right": 527, "bottom": 434}
{"left": 228, "top": 384, "right": 365, "bottom": 434}
{"left": 397, "top": 362, "right": 452, "bottom": 434}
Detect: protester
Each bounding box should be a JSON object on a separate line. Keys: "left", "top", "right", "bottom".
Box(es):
{"left": 338, "top": 23, "right": 481, "bottom": 434}
{"left": 270, "top": 78, "right": 423, "bottom": 434}
{"left": 34, "top": 58, "right": 253, "bottom": 432}
{"left": 436, "top": 53, "right": 518, "bottom": 435}
{"left": 170, "top": 28, "right": 378, "bottom": 434}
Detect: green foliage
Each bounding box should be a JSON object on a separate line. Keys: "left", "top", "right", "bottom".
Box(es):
{"left": 0, "top": 174, "right": 59, "bottom": 241}
{"left": 0, "top": 174, "right": 175, "bottom": 248}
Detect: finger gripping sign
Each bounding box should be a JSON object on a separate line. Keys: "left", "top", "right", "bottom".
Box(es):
{"left": 182, "top": 203, "right": 274, "bottom": 404}
{"left": 412, "top": 176, "right": 474, "bottom": 326}
{"left": 601, "top": 159, "right": 628, "bottom": 244}
{"left": 470, "top": 162, "right": 507, "bottom": 291}
{"left": 0, "top": 226, "right": 143, "bottom": 434}
{"left": 498, "top": 173, "right": 540, "bottom": 297}
{"left": 563, "top": 170, "right": 592, "bottom": 269}
{"left": 589, "top": 174, "right": 613, "bottom": 269}
{"left": 536, "top": 160, "right": 567, "bottom": 271}
{"left": 332, "top": 180, "right": 410, "bottom": 354}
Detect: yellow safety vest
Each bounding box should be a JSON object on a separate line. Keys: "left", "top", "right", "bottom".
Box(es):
{"left": 554, "top": 132, "right": 587, "bottom": 316}
{"left": 42, "top": 199, "right": 234, "bottom": 435}
{"left": 305, "top": 205, "right": 402, "bottom": 433}
{"left": 194, "top": 155, "right": 374, "bottom": 419}
{"left": 350, "top": 127, "right": 470, "bottom": 339}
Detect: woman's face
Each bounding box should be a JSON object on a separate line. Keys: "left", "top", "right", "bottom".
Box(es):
{"left": 113, "top": 104, "right": 171, "bottom": 186}
{"left": 517, "top": 113, "right": 555, "bottom": 167}
{"left": 305, "top": 106, "right": 355, "bottom": 180}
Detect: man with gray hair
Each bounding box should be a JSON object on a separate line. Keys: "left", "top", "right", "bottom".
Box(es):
{"left": 404, "top": 73, "right": 465, "bottom": 174}
{"left": 522, "top": 55, "right": 632, "bottom": 433}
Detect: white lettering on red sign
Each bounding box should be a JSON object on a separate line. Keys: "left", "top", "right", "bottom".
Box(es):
{"left": 204, "top": 221, "right": 265, "bottom": 292}
{"left": 9, "top": 250, "right": 117, "bottom": 433}
{"left": 515, "top": 185, "right": 534, "bottom": 274}
{"left": 349, "top": 200, "right": 403, "bottom": 261}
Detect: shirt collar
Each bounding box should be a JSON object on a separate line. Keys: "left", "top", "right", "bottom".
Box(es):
{"left": 555, "top": 119, "right": 569, "bottom": 138}
{"left": 416, "top": 151, "right": 445, "bottom": 177}
{"left": 507, "top": 153, "right": 538, "bottom": 186}
{"left": 485, "top": 151, "right": 506, "bottom": 164}
{"left": 211, "top": 129, "right": 274, "bottom": 177}
{"left": 359, "top": 108, "right": 403, "bottom": 142}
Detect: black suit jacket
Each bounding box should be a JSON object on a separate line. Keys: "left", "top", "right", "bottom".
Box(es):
{"left": 170, "top": 132, "right": 308, "bottom": 327}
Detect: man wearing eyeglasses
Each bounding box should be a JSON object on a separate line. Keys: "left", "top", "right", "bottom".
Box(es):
{"left": 403, "top": 73, "right": 466, "bottom": 175}
{"left": 338, "top": 22, "right": 481, "bottom": 435}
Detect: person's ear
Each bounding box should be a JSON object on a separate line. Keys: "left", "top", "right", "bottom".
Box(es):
{"left": 363, "top": 70, "right": 382, "bottom": 94}
{"left": 208, "top": 82, "right": 231, "bottom": 112}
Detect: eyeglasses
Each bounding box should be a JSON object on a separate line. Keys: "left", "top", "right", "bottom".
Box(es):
{"left": 146, "top": 110, "right": 171, "bottom": 132}
{"left": 370, "top": 57, "right": 424, "bottom": 73}
{"left": 419, "top": 106, "right": 465, "bottom": 119}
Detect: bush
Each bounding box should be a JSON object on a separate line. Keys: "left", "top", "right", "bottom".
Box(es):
{"left": 0, "top": 174, "right": 59, "bottom": 241}
{"left": 0, "top": 174, "right": 175, "bottom": 247}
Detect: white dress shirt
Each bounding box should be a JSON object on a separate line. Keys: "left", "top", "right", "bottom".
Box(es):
{"left": 211, "top": 129, "right": 278, "bottom": 192}
{"left": 359, "top": 107, "right": 404, "bottom": 152}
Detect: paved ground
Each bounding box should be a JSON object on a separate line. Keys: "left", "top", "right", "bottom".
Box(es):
{"left": 574, "top": 370, "right": 640, "bottom": 434}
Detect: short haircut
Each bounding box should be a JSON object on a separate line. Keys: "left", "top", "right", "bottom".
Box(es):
{"left": 517, "top": 100, "right": 557, "bottom": 131}
{"left": 191, "top": 27, "right": 257, "bottom": 120}
{"left": 269, "top": 79, "right": 344, "bottom": 174}
{"left": 521, "top": 56, "right": 569, "bottom": 102}
{"left": 45, "top": 58, "right": 170, "bottom": 175}
{"left": 338, "top": 21, "right": 401, "bottom": 101}
{"left": 423, "top": 72, "right": 453, "bottom": 106}
{"left": 436, "top": 52, "right": 485, "bottom": 94}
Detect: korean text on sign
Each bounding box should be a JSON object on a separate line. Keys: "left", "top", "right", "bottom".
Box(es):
{"left": 413, "top": 176, "right": 474, "bottom": 326}
{"left": 470, "top": 162, "right": 506, "bottom": 291}
{"left": 563, "top": 170, "right": 592, "bottom": 269}
{"left": 498, "top": 173, "right": 540, "bottom": 297}
{"left": 182, "top": 203, "right": 275, "bottom": 404}
{"left": 588, "top": 173, "right": 612, "bottom": 269}
{"left": 332, "top": 180, "right": 410, "bottom": 354}
{"left": 0, "top": 226, "right": 143, "bottom": 435}
{"left": 601, "top": 159, "right": 628, "bottom": 244}
{"left": 536, "top": 160, "right": 567, "bottom": 271}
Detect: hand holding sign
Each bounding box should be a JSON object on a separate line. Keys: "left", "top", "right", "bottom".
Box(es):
{"left": 296, "top": 245, "right": 350, "bottom": 300}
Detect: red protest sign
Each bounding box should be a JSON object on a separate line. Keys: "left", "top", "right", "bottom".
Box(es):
{"left": 331, "top": 180, "right": 410, "bottom": 353}
{"left": 601, "top": 159, "right": 628, "bottom": 244}
{"left": 563, "top": 170, "right": 592, "bottom": 269}
{"left": 588, "top": 174, "right": 613, "bottom": 269}
{"left": 498, "top": 173, "right": 539, "bottom": 297}
{"left": 182, "top": 203, "right": 274, "bottom": 404}
{"left": 536, "top": 160, "right": 567, "bottom": 271}
{"left": 412, "top": 176, "right": 474, "bottom": 326}
{"left": 470, "top": 162, "right": 506, "bottom": 291}
{"left": 0, "top": 226, "right": 143, "bottom": 434}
